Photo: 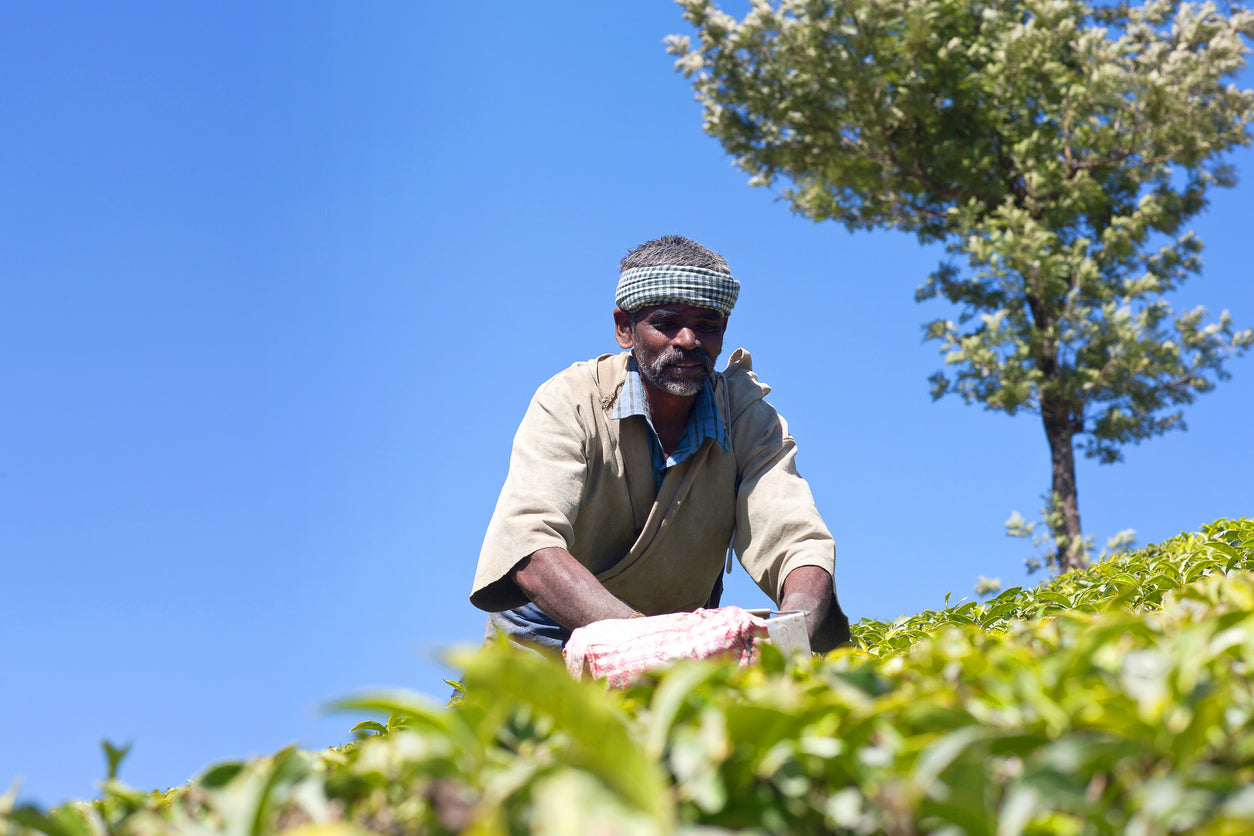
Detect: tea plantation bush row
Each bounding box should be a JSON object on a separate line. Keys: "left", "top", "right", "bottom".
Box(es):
{"left": 4, "top": 518, "right": 1252, "bottom": 835}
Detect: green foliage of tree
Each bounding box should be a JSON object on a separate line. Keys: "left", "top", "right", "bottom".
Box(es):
{"left": 1003, "top": 497, "right": 1137, "bottom": 580}
{"left": 4, "top": 519, "right": 1253, "bottom": 835}
{"left": 667, "top": 0, "right": 1254, "bottom": 570}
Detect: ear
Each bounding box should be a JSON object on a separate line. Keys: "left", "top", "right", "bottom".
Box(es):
{"left": 613, "top": 307, "right": 634, "bottom": 349}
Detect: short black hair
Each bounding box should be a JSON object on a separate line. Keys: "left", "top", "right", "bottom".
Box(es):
{"left": 619, "top": 234, "right": 730, "bottom": 274}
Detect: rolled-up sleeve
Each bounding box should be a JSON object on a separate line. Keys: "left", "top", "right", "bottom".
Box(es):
{"left": 470, "top": 379, "right": 591, "bottom": 612}
{"left": 731, "top": 398, "right": 836, "bottom": 606}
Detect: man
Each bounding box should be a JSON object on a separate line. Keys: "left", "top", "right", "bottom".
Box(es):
{"left": 470, "top": 235, "right": 850, "bottom": 652}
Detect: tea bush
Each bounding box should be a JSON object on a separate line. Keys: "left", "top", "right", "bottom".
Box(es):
{"left": 4, "top": 518, "right": 1251, "bottom": 835}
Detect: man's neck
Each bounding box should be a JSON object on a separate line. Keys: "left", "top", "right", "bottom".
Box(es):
{"left": 642, "top": 379, "right": 698, "bottom": 456}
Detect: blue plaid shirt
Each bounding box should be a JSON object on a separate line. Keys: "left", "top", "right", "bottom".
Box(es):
{"left": 610, "top": 358, "right": 727, "bottom": 489}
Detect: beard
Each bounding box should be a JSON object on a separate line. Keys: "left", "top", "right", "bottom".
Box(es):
{"left": 636, "top": 346, "right": 714, "bottom": 397}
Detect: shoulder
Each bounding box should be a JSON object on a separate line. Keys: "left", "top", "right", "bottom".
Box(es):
{"left": 531, "top": 352, "right": 631, "bottom": 410}
{"left": 719, "top": 348, "right": 773, "bottom": 420}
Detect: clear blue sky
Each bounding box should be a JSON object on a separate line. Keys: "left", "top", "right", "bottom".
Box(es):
{"left": 3, "top": 1, "right": 1251, "bottom": 807}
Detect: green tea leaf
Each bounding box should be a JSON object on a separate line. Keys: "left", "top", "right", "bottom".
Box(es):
{"left": 453, "top": 644, "right": 674, "bottom": 824}
{"left": 198, "top": 762, "right": 246, "bottom": 789}
{"left": 348, "top": 721, "right": 387, "bottom": 738}
{"left": 101, "top": 740, "right": 131, "bottom": 782}
{"left": 645, "top": 662, "right": 724, "bottom": 758}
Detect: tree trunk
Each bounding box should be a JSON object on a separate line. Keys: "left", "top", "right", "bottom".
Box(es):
{"left": 1042, "top": 407, "right": 1085, "bottom": 572}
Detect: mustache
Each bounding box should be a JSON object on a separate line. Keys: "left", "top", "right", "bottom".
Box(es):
{"left": 656, "top": 347, "right": 713, "bottom": 370}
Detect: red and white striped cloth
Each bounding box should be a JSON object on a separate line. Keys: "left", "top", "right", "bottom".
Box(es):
{"left": 563, "top": 606, "right": 771, "bottom": 688}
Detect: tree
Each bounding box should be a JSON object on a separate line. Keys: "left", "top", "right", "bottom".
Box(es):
{"left": 669, "top": 0, "right": 1254, "bottom": 571}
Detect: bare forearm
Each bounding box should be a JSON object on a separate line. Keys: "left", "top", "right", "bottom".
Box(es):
{"left": 780, "top": 565, "right": 851, "bottom": 652}
{"left": 511, "top": 547, "right": 637, "bottom": 629}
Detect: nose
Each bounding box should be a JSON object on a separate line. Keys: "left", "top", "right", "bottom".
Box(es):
{"left": 674, "top": 326, "right": 698, "bottom": 350}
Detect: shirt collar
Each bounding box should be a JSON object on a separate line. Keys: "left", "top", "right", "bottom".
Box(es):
{"left": 611, "top": 357, "right": 726, "bottom": 461}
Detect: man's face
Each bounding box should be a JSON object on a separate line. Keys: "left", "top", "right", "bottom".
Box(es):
{"left": 614, "top": 304, "right": 728, "bottom": 397}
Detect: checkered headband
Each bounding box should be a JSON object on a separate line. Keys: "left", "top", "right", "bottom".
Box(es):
{"left": 615, "top": 264, "right": 739, "bottom": 315}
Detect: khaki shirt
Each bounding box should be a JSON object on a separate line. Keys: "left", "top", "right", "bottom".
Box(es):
{"left": 470, "top": 349, "right": 835, "bottom": 615}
